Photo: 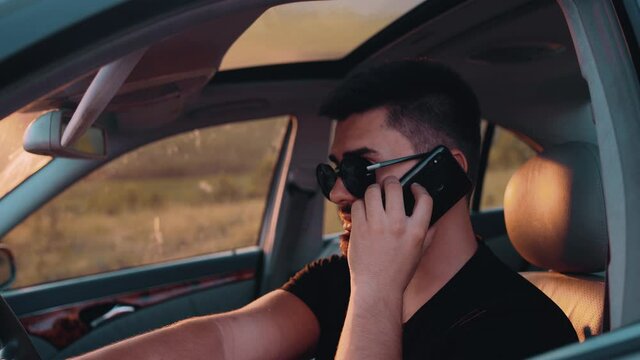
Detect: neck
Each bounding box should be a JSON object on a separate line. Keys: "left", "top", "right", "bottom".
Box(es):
{"left": 402, "top": 200, "right": 478, "bottom": 322}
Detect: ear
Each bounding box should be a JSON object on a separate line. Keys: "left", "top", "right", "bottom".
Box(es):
{"left": 450, "top": 149, "right": 469, "bottom": 172}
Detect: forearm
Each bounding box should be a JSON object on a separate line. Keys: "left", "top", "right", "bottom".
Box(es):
{"left": 335, "top": 288, "right": 403, "bottom": 360}
{"left": 72, "top": 290, "right": 319, "bottom": 360}
{"left": 73, "top": 316, "right": 226, "bottom": 360}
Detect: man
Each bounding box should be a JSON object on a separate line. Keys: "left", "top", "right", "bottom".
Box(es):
{"left": 78, "top": 59, "right": 577, "bottom": 359}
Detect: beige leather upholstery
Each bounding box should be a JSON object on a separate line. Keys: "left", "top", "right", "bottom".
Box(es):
{"left": 504, "top": 142, "right": 607, "bottom": 342}
{"left": 523, "top": 272, "right": 604, "bottom": 342}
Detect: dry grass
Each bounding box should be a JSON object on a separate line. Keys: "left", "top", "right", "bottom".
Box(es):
{"left": 5, "top": 199, "right": 266, "bottom": 288}
{"left": 3, "top": 117, "right": 290, "bottom": 288}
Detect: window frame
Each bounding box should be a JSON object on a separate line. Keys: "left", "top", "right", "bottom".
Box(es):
{"left": 471, "top": 122, "right": 495, "bottom": 212}
{"left": 1, "top": 115, "right": 295, "bottom": 289}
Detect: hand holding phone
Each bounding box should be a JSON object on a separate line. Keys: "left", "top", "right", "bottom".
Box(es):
{"left": 400, "top": 146, "right": 472, "bottom": 224}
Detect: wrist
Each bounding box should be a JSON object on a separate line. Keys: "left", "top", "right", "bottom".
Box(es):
{"left": 350, "top": 277, "right": 407, "bottom": 299}
{"left": 350, "top": 284, "right": 404, "bottom": 311}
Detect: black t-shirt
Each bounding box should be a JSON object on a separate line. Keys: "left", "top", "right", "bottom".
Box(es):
{"left": 282, "top": 244, "right": 578, "bottom": 359}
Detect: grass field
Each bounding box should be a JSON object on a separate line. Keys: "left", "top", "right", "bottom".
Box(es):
{"left": 3, "top": 117, "right": 289, "bottom": 288}
{"left": 4, "top": 181, "right": 267, "bottom": 288}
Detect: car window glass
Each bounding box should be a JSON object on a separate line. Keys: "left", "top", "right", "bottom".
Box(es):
{"left": 2, "top": 116, "right": 289, "bottom": 288}
{"left": 480, "top": 126, "right": 536, "bottom": 210}
{"left": 220, "top": 0, "right": 423, "bottom": 70}
{"left": 0, "top": 111, "right": 52, "bottom": 200}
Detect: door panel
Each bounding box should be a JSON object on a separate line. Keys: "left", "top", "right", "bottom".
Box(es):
{"left": 4, "top": 248, "right": 260, "bottom": 358}
{"left": 0, "top": 116, "right": 292, "bottom": 358}
{"left": 5, "top": 249, "right": 260, "bottom": 316}
{"left": 56, "top": 279, "right": 256, "bottom": 359}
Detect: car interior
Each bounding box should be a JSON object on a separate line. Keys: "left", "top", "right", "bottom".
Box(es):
{"left": 1, "top": 0, "right": 639, "bottom": 358}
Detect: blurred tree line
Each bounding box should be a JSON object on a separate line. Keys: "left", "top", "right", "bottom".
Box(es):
{"left": 45, "top": 117, "right": 291, "bottom": 216}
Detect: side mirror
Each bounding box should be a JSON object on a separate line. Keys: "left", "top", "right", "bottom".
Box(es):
{"left": 23, "top": 110, "right": 108, "bottom": 159}
{"left": 0, "top": 245, "right": 16, "bottom": 290}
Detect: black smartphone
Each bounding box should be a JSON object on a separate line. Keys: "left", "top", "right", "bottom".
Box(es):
{"left": 399, "top": 145, "right": 472, "bottom": 224}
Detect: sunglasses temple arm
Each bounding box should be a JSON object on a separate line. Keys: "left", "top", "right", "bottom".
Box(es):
{"left": 366, "top": 152, "right": 427, "bottom": 171}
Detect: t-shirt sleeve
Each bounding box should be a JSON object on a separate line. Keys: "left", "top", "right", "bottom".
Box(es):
{"left": 281, "top": 255, "right": 350, "bottom": 324}
{"left": 281, "top": 255, "right": 351, "bottom": 359}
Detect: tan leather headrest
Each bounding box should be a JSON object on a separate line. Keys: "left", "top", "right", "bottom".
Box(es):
{"left": 504, "top": 142, "right": 607, "bottom": 273}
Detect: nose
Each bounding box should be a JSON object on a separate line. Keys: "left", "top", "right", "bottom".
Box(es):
{"left": 329, "top": 177, "right": 357, "bottom": 205}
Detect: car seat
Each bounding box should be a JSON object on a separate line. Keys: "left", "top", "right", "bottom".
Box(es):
{"left": 503, "top": 141, "right": 608, "bottom": 342}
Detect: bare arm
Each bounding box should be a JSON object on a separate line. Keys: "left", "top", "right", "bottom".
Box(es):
{"left": 336, "top": 287, "right": 404, "bottom": 359}
{"left": 335, "top": 179, "right": 432, "bottom": 360}
{"left": 74, "top": 289, "right": 319, "bottom": 360}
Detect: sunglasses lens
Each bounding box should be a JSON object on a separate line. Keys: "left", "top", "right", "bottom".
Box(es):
{"left": 316, "top": 164, "right": 337, "bottom": 198}
{"left": 316, "top": 157, "right": 375, "bottom": 199}
{"left": 341, "top": 156, "right": 375, "bottom": 198}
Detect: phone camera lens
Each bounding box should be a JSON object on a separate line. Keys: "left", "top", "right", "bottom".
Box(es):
{"left": 436, "top": 184, "right": 444, "bottom": 192}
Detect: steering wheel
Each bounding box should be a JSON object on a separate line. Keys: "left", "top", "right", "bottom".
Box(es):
{"left": 0, "top": 295, "right": 41, "bottom": 359}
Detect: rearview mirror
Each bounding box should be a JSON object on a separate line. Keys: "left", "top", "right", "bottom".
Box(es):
{"left": 0, "top": 245, "right": 16, "bottom": 290}
{"left": 23, "top": 110, "right": 108, "bottom": 159}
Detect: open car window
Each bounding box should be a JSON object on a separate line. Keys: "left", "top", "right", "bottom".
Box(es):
{"left": 3, "top": 116, "right": 289, "bottom": 288}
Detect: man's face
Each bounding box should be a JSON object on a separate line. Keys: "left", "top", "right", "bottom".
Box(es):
{"left": 328, "top": 107, "right": 420, "bottom": 249}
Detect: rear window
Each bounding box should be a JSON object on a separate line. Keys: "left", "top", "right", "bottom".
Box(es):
{"left": 480, "top": 126, "right": 536, "bottom": 210}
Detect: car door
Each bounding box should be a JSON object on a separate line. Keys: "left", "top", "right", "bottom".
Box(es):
{"left": 0, "top": 114, "right": 295, "bottom": 359}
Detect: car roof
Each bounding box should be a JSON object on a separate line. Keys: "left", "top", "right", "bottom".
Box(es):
{"left": 0, "top": 0, "right": 594, "bottom": 150}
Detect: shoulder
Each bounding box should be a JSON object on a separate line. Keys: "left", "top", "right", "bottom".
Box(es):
{"left": 282, "top": 255, "right": 348, "bottom": 289}
{"left": 281, "top": 255, "right": 349, "bottom": 307}
{"left": 280, "top": 255, "right": 350, "bottom": 337}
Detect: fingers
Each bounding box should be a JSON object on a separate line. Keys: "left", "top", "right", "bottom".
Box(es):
{"left": 351, "top": 199, "right": 366, "bottom": 230}
{"left": 382, "top": 176, "right": 405, "bottom": 217}
{"left": 409, "top": 183, "right": 433, "bottom": 230}
{"left": 363, "top": 183, "right": 384, "bottom": 220}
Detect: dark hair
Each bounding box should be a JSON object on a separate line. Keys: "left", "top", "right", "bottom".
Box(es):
{"left": 319, "top": 59, "right": 481, "bottom": 186}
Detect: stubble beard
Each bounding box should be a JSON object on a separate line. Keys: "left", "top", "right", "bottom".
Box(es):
{"left": 338, "top": 205, "right": 351, "bottom": 256}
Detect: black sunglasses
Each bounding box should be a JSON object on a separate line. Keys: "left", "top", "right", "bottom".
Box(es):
{"left": 316, "top": 151, "right": 432, "bottom": 199}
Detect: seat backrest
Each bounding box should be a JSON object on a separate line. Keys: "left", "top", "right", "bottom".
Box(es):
{"left": 504, "top": 142, "right": 608, "bottom": 342}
